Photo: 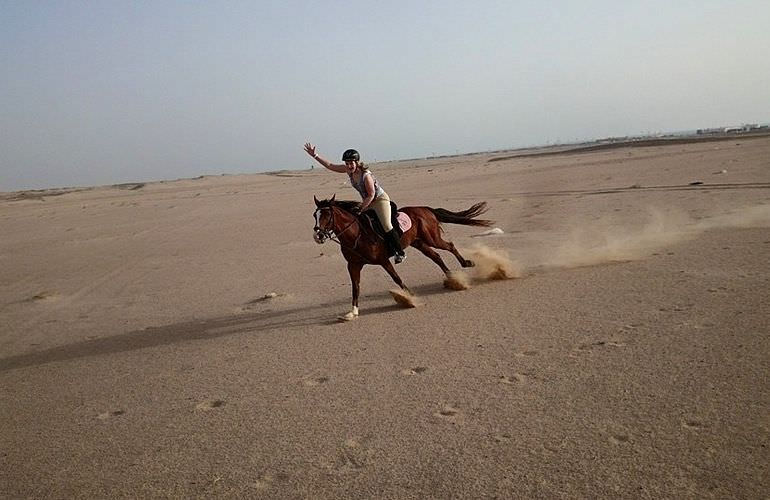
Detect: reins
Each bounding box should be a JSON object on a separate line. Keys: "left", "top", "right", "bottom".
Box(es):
{"left": 317, "top": 206, "right": 367, "bottom": 260}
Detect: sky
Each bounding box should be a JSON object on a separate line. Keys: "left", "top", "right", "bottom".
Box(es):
{"left": 1, "top": 0, "right": 769, "bottom": 191}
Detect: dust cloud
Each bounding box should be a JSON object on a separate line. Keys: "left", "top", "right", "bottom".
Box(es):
{"left": 544, "top": 204, "right": 770, "bottom": 269}
{"left": 468, "top": 245, "right": 521, "bottom": 280}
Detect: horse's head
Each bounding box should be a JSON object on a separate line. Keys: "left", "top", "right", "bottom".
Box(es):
{"left": 313, "top": 195, "right": 361, "bottom": 244}
{"left": 313, "top": 194, "right": 337, "bottom": 244}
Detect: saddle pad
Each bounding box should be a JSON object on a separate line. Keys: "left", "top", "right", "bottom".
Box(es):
{"left": 397, "top": 211, "right": 412, "bottom": 233}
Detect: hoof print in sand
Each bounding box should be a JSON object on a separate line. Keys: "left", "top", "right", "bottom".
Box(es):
{"left": 239, "top": 292, "right": 287, "bottom": 312}
{"left": 434, "top": 405, "right": 464, "bottom": 424}
{"left": 577, "top": 340, "right": 626, "bottom": 352}
{"left": 499, "top": 373, "right": 528, "bottom": 385}
{"left": 303, "top": 376, "right": 329, "bottom": 387}
{"left": 400, "top": 366, "right": 428, "bottom": 376}
{"left": 254, "top": 471, "right": 289, "bottom": 490}
{"left": 605, "top": 424, "right": 632, "bottom": 445}
{"left": 196, "top": 400, "right": 226, "bottom": 411}
{"left": 26, "top": 291, "right": 59, "bottom": 303}
{"left": 97, "top": 410, "right": 125, "bottom": 420}
{"left": 493, "top": 433, "right": 512, "bottom": 443}
{"left": 682, "top": 420, "right": 706, "bottom": 430}
{"left": 609, "top": 433, "right": 631, "bottom": 445}
{"left": 619, "top": 323, "right": 643, "bottom": 333}
{"left": 321, "top": 438, "right": 372, "bottom": 475}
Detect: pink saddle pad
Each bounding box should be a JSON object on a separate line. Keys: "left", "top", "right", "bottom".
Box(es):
{"left": 397, "top": 211, "right": 412, "bottom": 233}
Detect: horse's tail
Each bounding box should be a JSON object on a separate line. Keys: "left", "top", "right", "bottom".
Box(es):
{"left": 429, "top": 202, "right": 493, "bottom": 227}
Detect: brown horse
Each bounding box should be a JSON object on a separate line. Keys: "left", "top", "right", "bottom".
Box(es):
{"left": 313, "top": 195, "right": 493, "bottom": 320}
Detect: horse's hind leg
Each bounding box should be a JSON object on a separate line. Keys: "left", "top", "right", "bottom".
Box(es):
{"left": 412, "top": 240, "right": 451, "bottom": 274}
{"left": 413, "top": 240, "right": 470, "bottom": 290}
{"left": 432, "top": 236, "right": 475, "bottom": 268}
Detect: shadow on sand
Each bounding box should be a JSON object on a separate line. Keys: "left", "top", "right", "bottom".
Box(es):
{"left": 0, "top": 282, "right": 455, "bottom": 373}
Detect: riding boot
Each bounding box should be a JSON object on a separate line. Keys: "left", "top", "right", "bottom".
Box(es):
{"left": 386, "top": 229, "right": 406, "bottom": 264}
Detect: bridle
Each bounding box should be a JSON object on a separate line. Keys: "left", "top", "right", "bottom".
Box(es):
{"left": 313, "top": 205, "right": 360, "bottom": 248}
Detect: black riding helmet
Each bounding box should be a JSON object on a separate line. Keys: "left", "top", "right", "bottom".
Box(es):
{"left": 342, "top": 149, "right": 360, "bottom": 162}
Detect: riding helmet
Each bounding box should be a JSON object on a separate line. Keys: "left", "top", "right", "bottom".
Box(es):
{"left": 341, "top": 149, "right": 360, "bottom": 162}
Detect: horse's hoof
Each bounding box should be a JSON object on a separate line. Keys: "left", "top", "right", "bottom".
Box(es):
{"left": 338, "top": 311, "right": 358, "bottom": 322}
{"left": 389, "top": 289, "right": 418, "bottom": 308}
{"left": 444, "top": 272, "right": 470, "bottom": 290}
{"left": 462, "top": 260, "right": 475, "bottom": 268}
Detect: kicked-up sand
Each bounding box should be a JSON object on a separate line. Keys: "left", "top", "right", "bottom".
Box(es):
{"left": 1, "top": 136, "right": 769, "bottom": 498}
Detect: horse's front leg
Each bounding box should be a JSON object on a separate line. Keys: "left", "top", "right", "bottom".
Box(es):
{"left": 381, "top": 260, "right": 418, "bottom": 308}
{"left": 339, "top": 261, "right": 363, "bottom": 321}
{"left": 380, "top": 259, "right": 409, "bottom": 292}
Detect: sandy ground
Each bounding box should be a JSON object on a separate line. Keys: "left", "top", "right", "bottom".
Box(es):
{"left": 1, "top": 137, "right": 769, "bottom": 498}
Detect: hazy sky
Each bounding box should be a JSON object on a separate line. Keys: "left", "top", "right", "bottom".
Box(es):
{"left": 1, "top": 1, "right": 768, "bottom": 191}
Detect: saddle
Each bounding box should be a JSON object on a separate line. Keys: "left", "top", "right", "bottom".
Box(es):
{"left": 360, "top": 201, "right": 403, "bottom": 238}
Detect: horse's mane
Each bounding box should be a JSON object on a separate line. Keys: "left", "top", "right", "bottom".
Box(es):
{"left": 317, "top": 198, "right": 361, "bottom": 213}
{"left": 334, "top": 200, "right": 362, "bottom": 213}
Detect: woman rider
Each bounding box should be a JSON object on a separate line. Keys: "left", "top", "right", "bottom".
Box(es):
{"left": 304, "top": 143, "right": 406, "bottom": 263}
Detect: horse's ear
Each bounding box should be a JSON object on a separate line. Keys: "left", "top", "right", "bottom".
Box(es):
{"left": 314, "top": 195, "right": 320, "bottom": 207}
{"left": 330, "top": 193, "right": 336, "bottom": 204}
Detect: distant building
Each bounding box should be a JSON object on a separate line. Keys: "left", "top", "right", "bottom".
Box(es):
{"left": 697, "top": 124, "right": 764, "bottom": 135}
{"left": 725, "top": 124, "right": 761, "bottom": 133}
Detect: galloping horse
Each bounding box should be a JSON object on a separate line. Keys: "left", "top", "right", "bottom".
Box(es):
{"left": 313, "top": 195, "right": 492, "bottom": 320}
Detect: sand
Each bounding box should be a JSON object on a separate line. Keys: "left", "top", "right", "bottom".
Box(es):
{"left": 1, "top": 136, "right": 768, "bottom": 498}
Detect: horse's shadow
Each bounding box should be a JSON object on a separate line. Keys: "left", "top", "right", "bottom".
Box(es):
{"left": 0, "top": 282, "right": 456, "bottom": 373}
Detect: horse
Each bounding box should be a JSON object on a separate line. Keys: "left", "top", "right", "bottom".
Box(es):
{"left": 312, "top": 195, "right": 493, "bottom": 321}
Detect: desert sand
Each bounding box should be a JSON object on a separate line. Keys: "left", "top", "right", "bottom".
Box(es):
{"left": 1, "top": 136, "right": 768, "bottom": 498}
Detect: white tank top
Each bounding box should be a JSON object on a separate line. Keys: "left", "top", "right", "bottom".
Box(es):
{"left": 349, "top": 171, "right": 385, "bottom": 199}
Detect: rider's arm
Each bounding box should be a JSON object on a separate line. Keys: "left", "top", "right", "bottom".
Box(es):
{"left": 304, "top": 143, "right": 346, "bottom": 173}
{"left": 359, "top": 174, "right": 376, "bottom": 211}
{"left": 315, "top": 154, "right": 347, "bottom": 173}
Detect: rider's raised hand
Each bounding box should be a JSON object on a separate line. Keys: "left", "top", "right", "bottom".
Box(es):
{"left": 304, "top": 143, "right": 316, "bottom": 157}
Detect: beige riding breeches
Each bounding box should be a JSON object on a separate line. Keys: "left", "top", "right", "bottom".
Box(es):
{"left": 371, "top": 192, "right": 393, "bottom": 232}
